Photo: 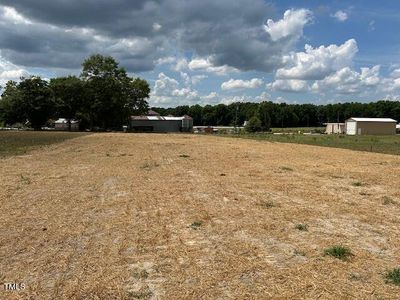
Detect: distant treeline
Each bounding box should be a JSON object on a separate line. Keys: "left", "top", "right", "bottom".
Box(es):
{"left": 152, "top": 101, "right": 400, "bottom": 128}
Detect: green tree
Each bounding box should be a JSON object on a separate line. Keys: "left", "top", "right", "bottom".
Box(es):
{"left": 50, "top": 76, "right": 85, "bottom": 131}
{"left": 19, "top": 77, "right": 55, "bottom": 130}
{"left": 0, "top": 81, "right": 24, "bottom": 125}
{"left": 1, "top": 77, "right": 55, "bottom": 130}
{"left": 258, "top": 102, "right": 271, "bottom": 131}
{"left": 245, "top": 115, "right": 262, "bottom": 132}
{"left": 81, "top": 54, "right": 150, "bottom": 129}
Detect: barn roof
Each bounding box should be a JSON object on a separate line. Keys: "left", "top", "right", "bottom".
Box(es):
{"left": 55, "top": 118, "right": 79, "bottom": 124}
{"left": 130, "top": 116, "right": 190, "bottom": 121}
{"left": 346, "top": 117, "right": 397, "bottom": 123}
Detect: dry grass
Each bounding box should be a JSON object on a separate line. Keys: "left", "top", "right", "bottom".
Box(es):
{"left": 1, "top": 133, "right": 400, "bottom": 299}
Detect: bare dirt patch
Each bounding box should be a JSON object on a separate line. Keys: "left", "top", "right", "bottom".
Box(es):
{"left": 1, "top": 133, "right": 400, "bottom": 299}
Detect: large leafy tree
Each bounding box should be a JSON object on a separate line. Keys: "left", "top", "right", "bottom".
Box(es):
{"left": 50, "top": 76, "right": 85, "bottom": 131}
{"left": 81, "top": 54, "right": 149, "bottom": 129}
{"left": 0, "top": 81, "right": 23, "bottom": 125}
{"left": 19, "top": 77, "right": 55, "bottom": 130}
{"left": 0, "top": 77, "right": 54, "bottom": 130}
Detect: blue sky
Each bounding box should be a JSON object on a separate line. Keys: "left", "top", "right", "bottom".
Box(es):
{"left": 1, "top": 0, "right": 400, "bottom": 107}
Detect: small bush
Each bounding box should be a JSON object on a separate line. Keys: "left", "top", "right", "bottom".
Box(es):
{"left": 295, "top": 224, "right": 308, "bottom": 231}
{"left": 385, "top": 268, "right": 400, "bottom": 286}
{"left": 245, "top": 115, "right": 263, "bottom": 133}
{"left": 324, "top": 246, "right": 353, "bottom": 261}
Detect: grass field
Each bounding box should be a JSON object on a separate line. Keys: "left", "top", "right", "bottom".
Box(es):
{"left": 1, "top": 133, "right": 400, "bottom": 299}
{"left": 228, "top": 133, "right": 400, "bottom": 155}
{"left": 0, "top": 131, "right": 89, "bottom": 158}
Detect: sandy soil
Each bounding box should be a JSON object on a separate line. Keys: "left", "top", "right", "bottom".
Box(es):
{"left": 1, "top": 133, "right": 399, "bottom": 299}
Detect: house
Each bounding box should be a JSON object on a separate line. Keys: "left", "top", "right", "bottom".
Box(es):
{"left": 130, "top": 110, "right": 193, "bottom": 132}
{"left": 54, "top": 118, "right": 79, "bottom": 131}
{"left": 345, "top": 118, "right": 397, "bottom": 135}
{"left": 324, "top": 123, "right": 345, "bottom": 134}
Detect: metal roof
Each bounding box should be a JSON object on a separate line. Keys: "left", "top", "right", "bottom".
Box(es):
{"left": 347, "top": 118, "right": 397, "bottom": 123}
{"left": 55, "top": 118, "right": 78, "bottom": 124}
{"left": 130, "top": 116, "right": 191, "bottom": 121}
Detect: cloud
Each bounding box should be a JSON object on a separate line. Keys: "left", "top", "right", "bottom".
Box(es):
{"left": 188, "top": 57, "right": 238, "bottom": 75}
{"left": 264, "top": 9, "right": 312, "bottom": 42}
{"left": 221, "top": 78, "right": 263, "bottom": 90}
{"left": 1, "top": 6, "right": 32, "bottom": 24}
{"left": 151, "top": 72, "right": 201, "bottom": 106}
{"left": 276, "top": 39, "right": 358, "bottom": 80}
{"left": 0, "top": 55, "right": 29, "bottom": 87}
{"left": 331, "top": 10, "right": 348, "bottom": 22}
{"left": 268, "top": 79, "right": 309, "bottom": 92}
{"left": 311, "top": 65, "right": 380, "bottom": 94}
{"left": 0, "top": 2, "right": 316, "bottom": 73}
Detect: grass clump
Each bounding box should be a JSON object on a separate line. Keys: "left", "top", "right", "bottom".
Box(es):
{"left": 259, "top": 200, "right": 275, "bottom": 209}
{"left": 295, "top": 224, "right": 308, "bottom": 231}
{"left": 294, "top": 249, "right": 306, "bottom": 256}
{"left": 384, "top": 268, "right": 400, "bottom": 286}
{"left": 280, "top": 166, "right": 293, "bottom": 171}
{"left": 179, "top": 154, "right": 190, "bottom": 158}
{"left": 383, "top": 196, "right": 396, "bottom": 205}
{"left": 128, "top": 288, "right": 153, "bottom": 299}
{"left": 352, "top": 181, "right": 364, "bottom": 187}
{"left": 189, "top": 221, "right": 203, "bottom": 229}
{"left": 20, "top": 174, "right": 31, "bottom": 184}
{"left": 132, "top": 269, "right": 149, "bottom": 279}
{"left": 140, "top": 161, "right": 160, "bottom": 170}
{"left": 324, "top": 246, "right": 353, "bottom": 261}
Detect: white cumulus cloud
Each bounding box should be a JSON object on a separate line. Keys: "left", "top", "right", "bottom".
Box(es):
{"left": 268, "top": 79, "right": 309, "bottom": 92}
{"left": 0, "top": 55, "right": 30, "bottom": 87}
{"left": 264, "top": 9, "right": 312, "bottom": 42}
{"left": 221, "top": 78, "right": 263, "bottom": 90}
{"left": 188, "top": 57, "right": 238, "bottom": 75}
{"left": 312, "top": 65, "right": 380, "bottom": 94}
{"left": 331, "top": 10, "right": 348, "bottom": 22}
{"left": 276, "top": 39, "right": 358, "bottom": 80}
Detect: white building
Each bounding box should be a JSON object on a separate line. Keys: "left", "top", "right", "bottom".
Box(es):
{"left": 345, "top": 118, "right": 397, "bottom": 135}
{"left": 324, "top": 123, "right": 345, "bottom": 134}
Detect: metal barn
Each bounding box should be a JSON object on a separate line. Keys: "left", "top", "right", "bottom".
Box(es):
{"left": 345, "top": 118, "right": 397, "bottom": 135}
{"left": 54, "top": 118, "right": 79, "bottom": 131}
{"left": 130, "top": 111, "right": 193, "bottom": 133}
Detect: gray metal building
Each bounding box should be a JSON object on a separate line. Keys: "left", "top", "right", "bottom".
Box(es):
{"left": 130, "top": 111, "right": 193, "bottom": 132}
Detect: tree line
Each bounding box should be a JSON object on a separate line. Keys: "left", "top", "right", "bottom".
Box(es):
{"left": 152, "top": 100, "right": 400, "bottom": 130}
{"left": 0, "top": 54, "right": 150, "bottom": 130}
{"left": 1, "top": 54, "right": 399, "bottom": 131}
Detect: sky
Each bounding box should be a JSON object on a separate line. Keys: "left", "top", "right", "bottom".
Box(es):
{"left": 1, "top": 0, "right": 400, "bottom": 107}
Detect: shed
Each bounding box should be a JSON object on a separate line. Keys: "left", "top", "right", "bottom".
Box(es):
{"left": 55, "top": 118, "right": 79, "bottom": 131}
{"left": 345, "top": 118, "right": 397, "bottom": 135}
{"left": 324, "top": 123, "right": 345, "bottom": 134}
{"left": 130, "top": 113, "right": 193, "bottom": 132}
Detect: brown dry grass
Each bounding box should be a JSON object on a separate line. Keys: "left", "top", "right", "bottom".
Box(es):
{"left": 1, "top": 133, "right": 400, "bottom": 299}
